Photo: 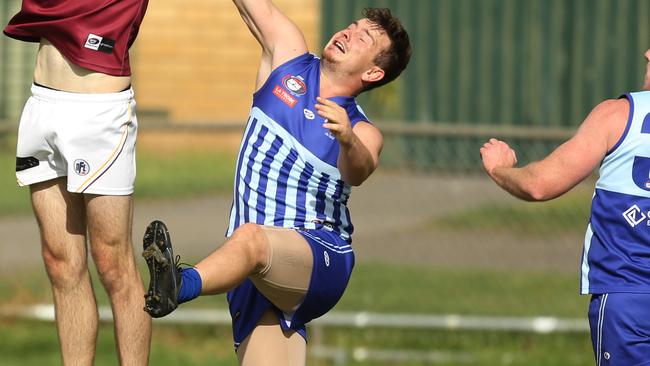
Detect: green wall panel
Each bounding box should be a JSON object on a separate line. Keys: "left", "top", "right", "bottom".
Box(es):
{"left": 322, "top": 0, "right": 650, "bottom": 127}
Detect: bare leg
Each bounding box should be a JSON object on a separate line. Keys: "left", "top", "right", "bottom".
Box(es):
{"left": 31, "top": 178, "right": 97, "bottom": 366}
{"left": 194, "top": 224, "right": 313, "bottom": 310}
{"left": 249, "top": 226, "right": 313, "bottom": 313}
{"left": 194, "top": 225, "right": 312, "bottom": 366}
{"left": 237, "top": 310, "right": 307, "bottom": 366}
{"left": 86, "top": 194, "right": 151, "bottom": 365}
{"left": 194, "top": 223, "right": 271, "bottom": 295}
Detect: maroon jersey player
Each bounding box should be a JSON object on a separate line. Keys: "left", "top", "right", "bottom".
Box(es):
{"left": 4, "top": 1, "right": 151, "bottom": 364}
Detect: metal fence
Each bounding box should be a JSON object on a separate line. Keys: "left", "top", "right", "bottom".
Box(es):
{"left": 325, "top": 0, "right": 650, "bottom": 126}
{"left": 323, "top": 0, "right": 650, "bottom": 170}
{"left": 0, "top": 0, "right": 36, "bottom": 121}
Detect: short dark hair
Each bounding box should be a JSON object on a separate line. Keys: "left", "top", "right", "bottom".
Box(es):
{"left": 363, "top": 7, "right": 412, "bottom": 92}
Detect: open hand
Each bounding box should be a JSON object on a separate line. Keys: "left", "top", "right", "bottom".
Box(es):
{"left": 315, "top": 97, "right": 354, "bottom": 146}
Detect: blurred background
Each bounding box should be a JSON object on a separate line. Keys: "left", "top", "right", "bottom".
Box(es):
{"left": 1, "top": 0, "right": 649, "bottom": 365}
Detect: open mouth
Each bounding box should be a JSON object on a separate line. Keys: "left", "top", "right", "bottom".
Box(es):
{"left": 334, "top": 40, "right": 346, "bottom": 54}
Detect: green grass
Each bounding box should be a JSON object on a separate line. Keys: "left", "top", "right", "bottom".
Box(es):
{"left": 338, "top": 263, "right": 587, "bottom": 317}
{"left": 0, "top": 320, "right": 593, "bottom": 366}
{"left": 0, "top": 134, "right": 595, "bottom": 365}
{"left": 1, "top": 263, "right": 588, "bottom": 316}
{"left": 134, "top": 149, "right": 235, "bottom": 199}
{"left": 0, "top": 152, "right": 31, "bottom": 216}
{"left": 0, "top": 148, "right": 235, "bottom": 216}
{"left": 431, "top": 189, "right": 592, "bottom": 235}
{"left": 0, "top": 263, "right": 593, "bottom": 365}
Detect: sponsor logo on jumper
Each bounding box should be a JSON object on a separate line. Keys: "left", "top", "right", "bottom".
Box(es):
{"left": 273, "top": 85, "right": 297, "bottom": 107}
{"left": 303, "top": 109, "right": 315, "bottom": 120}
{"left": 85, "top": 34, "right": 102, "bottom": 50}
{"left": 282, "top": 75, "right": 307, "bottom": 96}
{"left": 623, "top": 204, "right": 646, "bottom": 227}
{"left": 74, "top": 159, "right": 90, "bottom": 176}
{"left": 323, "top": 251, "right": 330, "bottom": 267}
{"left": 84, "top": 34, "right": 115, "bottom": 54}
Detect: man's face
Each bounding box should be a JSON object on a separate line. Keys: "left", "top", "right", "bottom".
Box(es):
{"left": 322, "top": 18, "right": 391, "bottom": 77}
{"left": 643, "top": 48, "right": 650, "bottom": 90}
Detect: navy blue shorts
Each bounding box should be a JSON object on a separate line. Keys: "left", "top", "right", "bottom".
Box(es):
{"left": 226, "top": 228, "right": 355, "bottom": 348}
{"left": 588, "top": 293, "right": 650, "bottom": 365}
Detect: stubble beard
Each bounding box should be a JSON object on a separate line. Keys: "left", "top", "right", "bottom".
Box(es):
{"left": 320, "top": 49, "right": 339, "bottom": 73}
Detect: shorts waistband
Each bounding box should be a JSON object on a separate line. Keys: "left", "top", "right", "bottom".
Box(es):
{"left": 30, "top": 83, "right": 134, "bottom": 103}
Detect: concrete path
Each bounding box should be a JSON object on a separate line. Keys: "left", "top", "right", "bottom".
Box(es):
{"left": 0, "top": 172, "right": 585, "bottom": 274}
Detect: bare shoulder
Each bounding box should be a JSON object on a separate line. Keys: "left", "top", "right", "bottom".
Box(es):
{"left": 584, "top": 98, "right": 630, "bottom": 128}
{"left": 353, "top": 121, "right": 383, "bottom": 139}
{"left": 580, "top": 98, "right": 630, "bottom": 150}
{"left": 352, "top": 121, "right": 383, "bottom": 156}
{"left": 590, "top": 98, "right": 630, "bottom": 120}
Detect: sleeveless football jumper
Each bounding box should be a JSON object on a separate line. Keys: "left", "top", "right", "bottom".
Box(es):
{"left": 581, "top": 91, "right": 650, "bottom": 295}
{"left": 226, "top": 53, "right": 369, "bottom": 347}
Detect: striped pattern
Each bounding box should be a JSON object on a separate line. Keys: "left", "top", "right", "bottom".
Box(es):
{"left": 580, "top": 223, "right": 593, "bottom": 293}
{"left": 581, "top": 92, "right": 650, "bottom": 294}
{"left": 595, "top": 294, "right": 608, "bottom": 366}
{"left": 227, "top": 108, "right": 353, "bottom": 241}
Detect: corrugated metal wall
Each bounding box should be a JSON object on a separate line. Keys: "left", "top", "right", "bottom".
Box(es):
{"left": 323, "top": 0, "right": 650, "bottom": 127}
{"left": 0, "top": 0, "right": 36, "bottom": 121}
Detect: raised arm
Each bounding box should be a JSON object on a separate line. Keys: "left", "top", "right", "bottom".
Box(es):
{"left": 232, "top": 0, "right": 309, "bottom": 89}
{"left": 480, "top": 98, "right": 629, "bottom": 201}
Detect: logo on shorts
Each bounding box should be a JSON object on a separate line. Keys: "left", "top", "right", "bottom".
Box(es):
{"left": 282, "top": 75, "right": 307, "bottom": 96}
{"left": 84, "top": 34, "right": 115, "bottom": 54}
{"left": 622, "top": 204, "right": 646, "bottom": 227}
{"left": 323, "top": 251, "right": 330, "bottom": 267}
{"left": 74, "top": 159, "right": 90, "bottom": 176}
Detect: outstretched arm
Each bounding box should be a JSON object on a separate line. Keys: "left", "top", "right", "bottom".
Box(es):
{"left": 232, "top": 0, "right": 309, "bottom": 89}
{"left": 315, "top": 97, "right": 383, "bottom": 186}
{"left": 480, "top": 98, "right": 629, "bottom": 201}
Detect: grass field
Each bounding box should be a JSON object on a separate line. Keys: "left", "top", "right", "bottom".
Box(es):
{"left": 1, "top": 263, "right": 593, "bottom": 365}
{"left": 0, "top": 140, "right": 236, "bottom": 216}
{"left": 0, "top": 134, "right": 596, "bottom": 365}
{"left": 432, "top": 191, "right": 591, "bottom": 235}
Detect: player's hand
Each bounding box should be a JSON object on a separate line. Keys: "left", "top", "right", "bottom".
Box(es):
{"left": 480, "top": 138, "right": 517, "bottom": 176}
{"left": 315, "top": 97, "right": 354, "bottom": 146}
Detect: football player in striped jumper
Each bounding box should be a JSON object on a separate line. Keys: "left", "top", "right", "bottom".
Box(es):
{"left": 142, "top": 0, "right": 411, "bottom": 365}
{"left": 4, "top": 1, "right": 151, "bottom": 364}
{"left": 481, "top": 49, "right": 650, "bottom": 365}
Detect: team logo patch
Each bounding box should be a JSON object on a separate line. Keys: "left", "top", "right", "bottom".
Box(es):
{"left": 84, "top": 34, "right": 115, "bottom": 54}
{"left": 282, "top": 75, "right": 307, "bottom": 96}
{"left": 273, "top": 85, "right": 297, "bottom": 107}
{"left": 74, "top": 159, "right": 90, "bottom": 176}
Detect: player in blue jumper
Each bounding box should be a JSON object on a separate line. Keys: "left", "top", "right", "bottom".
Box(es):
{"left": 142, "top": 1, "right": 411, "bottom": 365}
{"left": 481, "top": 49, "right": 650, "bottom": 366}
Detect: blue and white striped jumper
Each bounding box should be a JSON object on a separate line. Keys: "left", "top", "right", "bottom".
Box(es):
{"left": 226, "top": 53, "right": 370, "bottom": 243}
{"left": 581, "top": 91, "right": 650, "bottom": 294}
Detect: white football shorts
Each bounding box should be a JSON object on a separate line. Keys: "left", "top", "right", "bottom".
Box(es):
{"left": 15, "top": 84, "right": 138, "bottom": 195}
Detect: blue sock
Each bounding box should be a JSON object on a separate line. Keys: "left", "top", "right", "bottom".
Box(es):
{"left": 178, "top": 267, "right": 202, "bottom": 304}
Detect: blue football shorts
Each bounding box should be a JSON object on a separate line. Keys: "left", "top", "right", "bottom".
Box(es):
{"left": 588, "top": 293, "right": 650, "bottom": 366}
{"left": 226, "top": 227, "right": 355, "bottom": 349}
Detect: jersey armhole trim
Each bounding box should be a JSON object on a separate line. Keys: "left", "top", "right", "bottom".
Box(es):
{"left": 252, "top": 52, "right": 313, "bottom": 99}
{"left": 605, "top": 93, "right": 634, "bottom": 157}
